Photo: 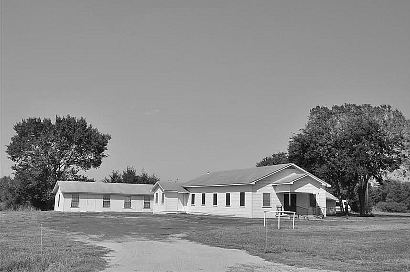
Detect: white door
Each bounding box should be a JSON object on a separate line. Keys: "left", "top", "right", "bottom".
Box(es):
{"left": 178, "top": 194, "right": 185, "bottom": 211}
{"left": 86, "top": 195, "right": 96, "bottom": 212}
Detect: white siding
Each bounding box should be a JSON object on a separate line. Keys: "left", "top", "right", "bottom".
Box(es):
{"left": 56, "top": 192, "right": 152, "bottom": 212}
{"left": 54, "top": 189, "right": 64, "bottom": 211}
{"left": 152, "top": 187, "right": 163, "bottom": 213}
{"left": 185, "top": 185, "right": 253, "bottom": 217}
{"left": 165, "top": 192, "right": 179, "bottom": 211}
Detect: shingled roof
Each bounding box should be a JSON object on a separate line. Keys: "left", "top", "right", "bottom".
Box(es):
{"left": 183, "top": 163, "right": 331, "bottom": 187}
{"left": 271, "top": 173, "right": 307, "bottom": 185}
{"left": 53, "top": 181, "right": 153, "bottom": 195}
{"left": 183, "top": 164, "right": 291, "bottom": 187}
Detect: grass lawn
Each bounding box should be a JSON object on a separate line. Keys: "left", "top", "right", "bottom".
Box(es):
{"left": 1, "top": 212, "right": 409, "bottom": 272}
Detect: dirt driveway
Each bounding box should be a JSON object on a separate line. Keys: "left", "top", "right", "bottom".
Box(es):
{"left": 90, "top": 235, "right": 336, "bottom": 272}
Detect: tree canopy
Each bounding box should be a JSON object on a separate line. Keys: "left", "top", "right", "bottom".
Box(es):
{"left": 6, "top": 116, "right": 111, "bottom": 209}
{"left": 103, "top": 166, "right": 159, "bottom": 184}
{"left": 370, "top": 179, "right": 410, "bottom": 213}
{"left": 288, "top": 104, "right": 409, "bottom": 215}
{"left": 256, "top": 152, "right": 289, "bottom": 167}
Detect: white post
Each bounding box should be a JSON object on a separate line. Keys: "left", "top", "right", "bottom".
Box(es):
{"left": 264, "top": 216, "right": 268, "bottom": 252}
{"left": 277, "top": 213, "right": 280, "bottom": 229}
{"left": 292, "top": 212, "right": 295, "bottom": 229}
{"left": 264, "top": 211, "right": 267, "bottom": 227}
{"left": 40, "top": 223, "right": 43, "bottom": 256}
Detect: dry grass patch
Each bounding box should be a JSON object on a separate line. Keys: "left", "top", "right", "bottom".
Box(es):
{"left": 0, "top": 212, "right": 108, "bottom": 272}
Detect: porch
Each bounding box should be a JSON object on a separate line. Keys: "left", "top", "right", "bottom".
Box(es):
{"left": 276, "top": 192, "right": 324, "bottom": 217}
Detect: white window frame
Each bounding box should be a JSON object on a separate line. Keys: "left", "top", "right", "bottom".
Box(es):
{"left": 103, "top": 194, "right": 111, "bottom": 208}
{"left": 71, "top": 193, "right": 79, "bottom": 208}
{"left": 262, "top": 193, "right": 271, "bottom": 207}
{"left": 201, "top": 193, "right": 206, "bottom": 206}
{"left": 213, "top": 193, "right": 218, "bottom": 206}
{"left": 240, "top": 192, "right": 245, "bottom": 207}
{"left": 124, "top": 196, "right": 132, "bottom": 209}
{"left": 225, "top": 193, "right": 231, "bottom": 207}
{"left": 144, "top": 195, "right": 151, "bottom": 209}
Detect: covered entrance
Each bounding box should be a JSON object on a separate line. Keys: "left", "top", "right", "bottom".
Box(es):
{"left": 272, "top": 172, "right": 331, "bottom": 217}
{"left": 284, "top": 193, "right": 296, "bottom": 212}
{"left": 279, "top": 192, "right": 320, "bottom": 216}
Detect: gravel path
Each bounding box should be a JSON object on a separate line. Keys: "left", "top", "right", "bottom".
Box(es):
{"left": 88, "top": 236, "right": 337, "bottom": 272}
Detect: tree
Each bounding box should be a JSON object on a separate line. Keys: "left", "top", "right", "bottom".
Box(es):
{"left": 0, "top": 176, "right": 23, "bottom": 210}
{"left": 256, "top": 152, "right": 289, "bottom": 167}
{"left": 288, "top": 104, "right": 409, "bottom": 215}
{"left": 6, "top": 116, "right": 111, "bottom": 209}
{"left": 104, "top": 170, "right": 123, "bottom": 183}
{"left": 103, "top": 166, "right": 159, "bottom": 184}
{"left": 370, "top": 179, "right": 410, "bottom": 212}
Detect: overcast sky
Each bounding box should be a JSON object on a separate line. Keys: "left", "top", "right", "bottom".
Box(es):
{"left": 1, "top": 0, "right": 409, "bottom": 182}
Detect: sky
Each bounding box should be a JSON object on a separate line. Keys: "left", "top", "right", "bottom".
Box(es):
{"left": 1, "top": 0, "right": 410, "bottom": 182}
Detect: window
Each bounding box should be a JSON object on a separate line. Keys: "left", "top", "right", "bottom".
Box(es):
{"left": 58, "top": 194, "right": 61, "bottom": 208}
{"left": 161, "top": 193, "right": 165, "bottom": 204}
{"left": 155, "top": 193, "right": 158, "bottom": 203}
{"left": 225, "top": 193, "right": 231, "bottom": 206}
{"left": 103, "top": 194, "right": 110, "bottom": 208}
{"left": 262, "top": 193, "right": 271, "bottom": 207}
{"left": 71, "top": 194, "right": 79, "bottom": 208}
{"left": 144, "top": 195, "right": 150, "bottom": 209}
{"left": 240, "top": 192, "right": 245, "bottom": 207}
{"left": 124, "top": 196, "right": 131, "bottom": 209}
{"left": 201, "top": 193, "right": 206, "bottom": 206}
{"left": 213, "top": 193, "right": 218, "bottom": 206}
{"left": 310, "top": 194, "right": 316, "bottom": 207}
{"left": 191, "top": 194, "right": 195, "bottom": 205}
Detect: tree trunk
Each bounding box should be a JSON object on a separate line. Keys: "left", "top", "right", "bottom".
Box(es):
{"left": 357, "top": 178, "right": 368, "bottom": 216}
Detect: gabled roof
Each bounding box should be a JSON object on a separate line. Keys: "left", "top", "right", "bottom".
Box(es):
{"left": 271, "top": 172, "right": 331, "bottom": 187}
{"left": 271, "top": 173, "right": 307, "bottom": 185}
{"left": 183, "top": 164, "right": 291, "bottom": 187}
{"left": 183, "top": 163, "right": 331, "bottom": 188}
{"left": 152, "top": 181, "right": 189, "bottom": 193}
{"left": 53, "top": 181, "right": 153, "bottom": 195}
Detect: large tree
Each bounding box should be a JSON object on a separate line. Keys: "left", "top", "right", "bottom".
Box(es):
{"left": 6, "top": 116, "right": 111, "bottom": 209}
{"left": 288, "top": 104, "right": 409, "bottom": 215}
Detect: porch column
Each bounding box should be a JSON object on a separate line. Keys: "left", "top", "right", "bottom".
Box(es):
{"left": 317, "top": 188, "right": 327, "bottom": 217}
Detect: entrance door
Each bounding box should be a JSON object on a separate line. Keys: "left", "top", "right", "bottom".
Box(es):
{"left": 86, "top": 195, "right": 96, "bottom": 212}
{"left": 284, "top": 193, "right": 297, "bottom": 212}
{"left": 177, "top": 194, "right": 185, "bottom": 212}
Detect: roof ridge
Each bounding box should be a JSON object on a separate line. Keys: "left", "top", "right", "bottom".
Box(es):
{"left": 192, "top": 163, "right": 291, "bottom": 176}
{"left": 183, "top": 163, "right": 293, "bottom": 187}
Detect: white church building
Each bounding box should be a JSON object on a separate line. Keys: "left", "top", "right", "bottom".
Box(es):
{"left": 54, "top": 163, "right": 337, "bottom": 218}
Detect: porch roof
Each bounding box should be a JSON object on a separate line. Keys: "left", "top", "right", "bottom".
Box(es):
{"left": 153, "top": 181, "right": 189, "bottom": 193}
{"left": 272, "top": 172, "right": 330, "bottom": 187}
{"left": 326, "top": 192, "right": 338, "bottom": 201}
{"left": 271, "top": 173, "right": 307, "bottom": 185}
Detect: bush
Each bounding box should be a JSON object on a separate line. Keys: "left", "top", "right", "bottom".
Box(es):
{"left": 376, "top": 201, "right": 408, "bottom": 213}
